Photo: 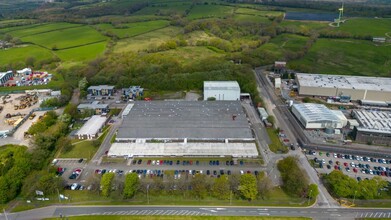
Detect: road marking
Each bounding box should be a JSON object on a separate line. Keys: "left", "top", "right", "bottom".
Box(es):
{"left": 128, "top": 210, "right": 138, "bottom": 215}
{"left": 369, "top": 213, "right": 373, "bottom": 217}
{"left": 355, "top": 212, "right": 358, "bottom": 217}
{"left": 365, "top": 213, "right": 368, "bottom": 217}
{"left": 388, "top": 213, "right": 391, "bottom": 218}
{"left": 360, "top": 213, "right": 363, "bottom": 217}
{"left": 258, "top": 209, "right": 269, "bottom": 211}
{"left": 258, "top": 213, "right": 270, "bottom": 216}
{"left": 102, "top": 212, "right": 112, "bottom": 215}
{"left": 374, "top": 212, "right": 378, "bottom": 217}
{"left": 154, "top": 210, "right": 164, "bottom": 215}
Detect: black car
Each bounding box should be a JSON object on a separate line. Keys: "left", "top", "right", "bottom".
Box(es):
{"left": 216, "top": 161, "right": 219, "bottom": 166}
{"left": 209, "top": 161, "right": 213, "bottom": 166}
{"left": 227, "top": 170, "right": 231, "bottom": 175}
{"left": 132, "top": 160, "right": 137, "bottom": 165}
{"left": 230, "top": 161, "right": 234, "bottom": 165}
{"left": 226, "top": 161, "right": 230, "bottom": 166}
{"left": 290, "top": 144, "right": 295, "bottom": 150}
{"left": 240, "top": 160, "right": 244, "bottom": 166}
{"left": 207, "top": 170, "right": 210, "bottom": 175}
{"left": 176, "top": 160, "right": 180, "bottom": 165}
{"left": 213, "top": 170, "right": 217, "bottom": 175}
{"left": 220, "top": 170, "right": 224, "bottom": 175}
{"left": 196, "top": 161, "right": 199, "bottom": 165}
{"left": 78, "top": 158, "right": 83, "bottom": 163}
{"left": 254, "top": 170, "right": 259, "bottom": 176}
{"left": 328, "top": 160, "right": 333, "bottom": 165}
{"left": 357, "top": 177, "right": 362, "bottom": 181}
{"left": 326, "top": 165, "right": 331, "bottom": 169}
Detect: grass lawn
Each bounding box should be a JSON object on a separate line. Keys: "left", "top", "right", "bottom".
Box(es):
{"left": 187, "top": 5, "right": 234, "bottom": 20}
{"left": 269, "top": 34, "right": 309, "bottom": 52}
{"left": 96, "top": 20, "right": 170, "bottom": 39}
{"left": 288, "top": 38, "right": 391, "bottom": 77}
{"left": 55, "top": 41, "right": 107, "bottom": 62}
{"left": 45, "top": 216, "right": 310, "bottom": 220}
{"left": 233, "top": 14, "right": 271, "bottom": 23}
{"left": 236, "top": 8, "right": 283, "bottom": 17}
{"left": 280, "top": 20, "right": 328, "bottom": 32}
{"left": 5, "top": 22, "right": 82, "bottom": 38}
{"left": 60, "top": 140, "right": 97, "bottom": 160}
{"left": 133, "top": 2, "right": 191, "bottom": 16}
{"left": 336, "top": 18, "right": 391, "bottom": 37}
{"left": 21, "top": 26, "right": 107, "bottom": 49}
{"left": 114, "top": 26, "right": 181, "bottom": 52}
{"left": 266, "top": 128, "right": 288, "bottom": 153}
{"left": 0, "top": 44, "right": 54, "bottom": 66}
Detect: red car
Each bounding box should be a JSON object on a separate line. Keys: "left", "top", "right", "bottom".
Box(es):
{"left": 283, "top": 139, "right": 289, "bottom": 142}
{"left": 353, "top": 168, "right": 358, "bottom": 173}
{"left": 160, "top": 160, "right": 163, "bottom": 165}
{"left": 344, "top": 162, "right": 348, "bottom": 167}
{"left": 334, "top": 165, "right": 338, "bottom": 170}
{"left": 147, "top": 160, "right": 151, "bottom": 165}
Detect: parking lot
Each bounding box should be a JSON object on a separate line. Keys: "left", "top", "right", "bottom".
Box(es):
{"left": 55, "top": 157, "right": 265, "bottom": 190}
{"left": 306, "top": 150, "right": 391, "bottom": 182}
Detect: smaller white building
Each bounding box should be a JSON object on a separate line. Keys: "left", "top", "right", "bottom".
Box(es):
{"left": 16, "top": 68, "right": 32, "bottom": 75}
{"left": 76, "top": 115, "right": 107, "bottom": 139}
{"left": 275, "top": 78, "right": 281, "bottom": 89}
{"left": 257, "top": 107, "right": 269, "bottom": 121}
{"left": 292, "top": 103, "right": 346, "bottom": 129}
{"left": 204, "top": 81, "right": 240, "bottom": 101}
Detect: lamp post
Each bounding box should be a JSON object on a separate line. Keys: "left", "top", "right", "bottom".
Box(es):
{"left": 147, "top": 184, "right": 150, "bottom": 205}
{"left": 352, "top": 190, "right": 357, "bottom": 206}
{"left": 307, "top": 189, "right": 312, "bottom": 206}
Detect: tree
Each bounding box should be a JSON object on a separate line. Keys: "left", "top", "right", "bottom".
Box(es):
{"left": 324, "top": 170, "right": 358, "bottom": 198}
{"left": 267, "top": 115, "right": 275, "bottom": 125}
{"left": 257, "top": 174, "right": 273, "bottom": 199}
{"left": 207, "top": 97, "right": 216, "bottom": 101}
{"left": 78, "top": 77, "right": 88, "bottom": 90}
{"left": 308, "top": 184, "right": 319, "bottom": 199}
{"left": 277, "top": 156, "right": 309, "bottom": 197}
{"left": 239, "top": 174, "right": 258, "bottom": 201}
{"left": 100, "top": 173, "right": 115, "bottom": 197}
{"left": 190, "top": 174, "right": 208, "bottom": 199}
{"left": 123, "top": 173, "right": 139, "bottom": 199}
{"left": 56, "top": 137, "right": 73, "bottom": 153}
{"left": 25, "top": 56, "right": 36, "bottom": 67}
{"left": 212, "top": 175, "right": 230, "bottom": 200}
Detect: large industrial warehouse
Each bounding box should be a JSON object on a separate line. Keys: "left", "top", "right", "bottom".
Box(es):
{"left": 203, "top": 81, "right": 240, "bottom": 101}
{"left": 108, "top": 101, "right": 258, "bottom": 157}
{"left": 296, "top": 73, "right": 391, "bottom": 101}
{"left": 352, "top": 110, "right": 391, "bottom": 145}
{"left": 292, "top": 103, "right": 347, "bottom": 129}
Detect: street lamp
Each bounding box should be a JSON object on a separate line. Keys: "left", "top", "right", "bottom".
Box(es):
{"left": 307, "top": 189, "right": 312, "bottom": 206}
{"left": 352, "top": 190, "right": 357, "bottom": 206}
{"left": 147, "top": 184, "right": 150, "bottom": 205}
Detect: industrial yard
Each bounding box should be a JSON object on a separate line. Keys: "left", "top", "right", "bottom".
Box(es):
{"left": 0, "top": 93, "right": 39, "bottom": 133}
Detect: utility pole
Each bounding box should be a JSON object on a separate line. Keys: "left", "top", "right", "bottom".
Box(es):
{"left": 352, "top": 190, "right": 357, "bottom": 206}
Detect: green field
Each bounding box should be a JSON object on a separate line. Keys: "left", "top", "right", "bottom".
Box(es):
{"left": 337, "top": 18, "right": 391, "bottom": 37}
{"left": 269, "top": 34, "right": 309, "bottom": 52}
{"left": 55, "top": 41, "right": 107, "bottom": 62}
{"left": 21, "top": 25, "right": 107, "bottom": 49}
{"left": 234, "top": 14, "right": 271, "bottom": 23}
{"left": 5, "top": 22, "right": 82, "bottom": 38}
{"left": 236, "top": 8, "right": 283, "bottom": 17}
{"left": 96, "top": 20, "right": 170, "bottom": 39}
{"left": 114, "top": 26, "right": 181, "bottom": 52}
{"left": 187, "top": 5, "right": 234, "bottom": 20}
{"left": 289, "top": 38, "right": 391, "bottom": 76}
{"left": 133, "top": 2, "right": 191, "bottom": 16}
{"left": 59, "top": 140, "right": 97, "bottom": 160}
{"left": 280, "top": 20, "right": 328, "bottom": 31}
{"left": 0, "top": 45, "right": 54, "bottom": 66}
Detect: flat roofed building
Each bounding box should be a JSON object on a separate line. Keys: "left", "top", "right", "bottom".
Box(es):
{"left": 76, "top": 115, "right": 107, "bottom": 139}
{"left": 108, "top": 142, "right": 258, "bottom": 158}
{"left": 87, "top": 85, "right": 115, "bottom": 96}
{"left": 0, "top": 71, "right": 13, "bottom": 85}
{"left": 116, "top": 101, "right": 253, "bottom": 141}
{"left": 352, "top": 110, "right": 391, "bottom": 145}
{"left": 77, "top": 101, "right": 109, "bottom": 115}
{"left": 292, "top": 103, "right": 345, "bottom": 129}
{"left": 296, "top": 73, "right": 391, "bottom": 101}
{"left": 204, "top": 81, "right": 240, "bottom": 101}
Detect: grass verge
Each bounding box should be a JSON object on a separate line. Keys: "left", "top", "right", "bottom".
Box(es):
{"left": 45, "top": 216, "right": 310, "bottom": 220}
{"left": 266, "top": 128, "right": 288, "bottom": 153}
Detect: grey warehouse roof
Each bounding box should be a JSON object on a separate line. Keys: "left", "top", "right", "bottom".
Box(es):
{"left": 116, "top": 101, "right": 253, "bottom": 140}
{"left": 204, "top": 81, "right": 240, "bottom": 91}
{"left": 78, "top": 101, "right": 108, "bottom": 110}
{"left": 292, "top": 103, "right": 340, "bottom": 123}
{"left": 88, "top": 85, "right": 115, "bottom": 90}
{"left": 353, "top": 110, "right": 391, "bottom": 134}
{"left": 297, "top": 73, "right": 391, "bottom": 92}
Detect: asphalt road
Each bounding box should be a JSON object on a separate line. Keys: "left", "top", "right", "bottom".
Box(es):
{"left": 3, "top": 205, "right": 391, "bottom": 220}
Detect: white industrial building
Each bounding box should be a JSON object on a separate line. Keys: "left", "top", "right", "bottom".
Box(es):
{"left": 75, "top": 115, "right": 107, "bottom": 139}
{"left": 296, "top": 73, "right": 391, "bottom": 102}
{"left": 0, "top": 71, "right": 13, "bottom": 85}
{"left": 292, "top": 103, "right": 347, "bottom": 129}
{"left": 204, "top": 81, "right": 240, "bottom": 101}
{"left": 352, "top": 110, "right": 391, "bottom": 145}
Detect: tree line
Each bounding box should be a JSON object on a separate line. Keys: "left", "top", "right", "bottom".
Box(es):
{"left": 99, "top": 172, "right": 275, "bottom": 202}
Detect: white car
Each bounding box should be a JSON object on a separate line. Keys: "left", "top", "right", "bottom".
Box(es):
{"left": 240, "top": 170, "right": 244, "bottom": 175}
{"left": 156, "top": 160, "right": 160, "bottom": 166}
{"left": 334, "top": 153, "right": 337, "bottom": 158}
{"left": 71, "top": 183, "right": 78, "bottom": 190}
{"left": 152, "top": 160, "right": 156, "bottom": 165}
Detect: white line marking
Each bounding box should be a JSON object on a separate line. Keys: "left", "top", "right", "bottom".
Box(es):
{"left": 388, "top": 213, "right": 391, "bottom": 218}
{"left": 374, "top": 212, "right": 378, "bottom": 217}
{"left": 369, "top": 213, "right": 373, "bottom": 217}
{"left": 365, "top": 213, "right": 368, "bottom": 217}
